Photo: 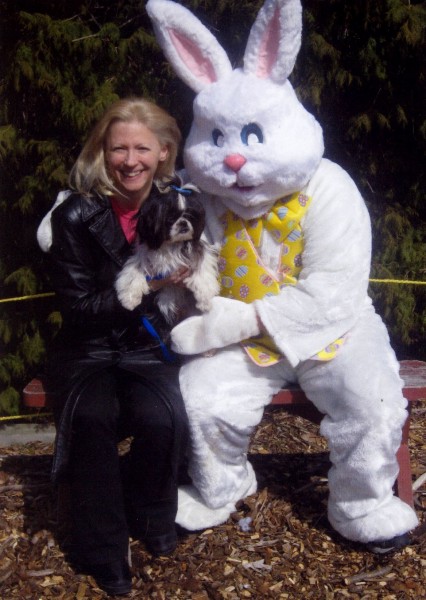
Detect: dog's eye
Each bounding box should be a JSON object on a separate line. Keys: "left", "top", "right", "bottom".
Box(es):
{"left": 167, "top": 213, "right": 179, "bottom": 225}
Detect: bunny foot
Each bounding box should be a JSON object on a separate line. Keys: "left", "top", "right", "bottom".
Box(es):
{"left": 328, "top": 495, "right": 418, "bottom": 544}
{"left": 176, "top": 485, "right": 236, "bottom": 530}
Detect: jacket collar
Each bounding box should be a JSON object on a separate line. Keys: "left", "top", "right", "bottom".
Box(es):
{"left": 81, "top": 194, "right": 131, "bottom": 267}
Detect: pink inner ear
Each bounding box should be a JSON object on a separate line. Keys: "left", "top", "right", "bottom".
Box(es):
{"left": 168, "top": 28, "right": 218, "bottom": 84}
{"left": 256, "top": 8, "right": 280, "bottom": 78}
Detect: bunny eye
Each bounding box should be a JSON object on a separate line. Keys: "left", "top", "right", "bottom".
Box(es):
{"left": 241, "top": 123, "right": 263, "bottom": 146}
{"left": 212, "top": 129, "right": 225, "bottom": 147}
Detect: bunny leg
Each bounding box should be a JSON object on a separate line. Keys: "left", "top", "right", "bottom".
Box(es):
{"left": 176, "top": 346, "right": 287, "bottom": 530}
{"left": 297, "top": 307, "right": 418, "bottom": 544}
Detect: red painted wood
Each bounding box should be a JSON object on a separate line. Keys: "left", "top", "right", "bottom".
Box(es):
{"left": 23, "top": 377, "right": 49, "bottom": 408}
{"left": 395, "top": 444, "right": 415, "bottom": 507}
{"left": 398, "top": 360, "right": 426, "bottom": 401}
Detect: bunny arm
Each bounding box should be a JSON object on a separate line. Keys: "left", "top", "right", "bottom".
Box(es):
{"left": 173, "top": 159, "right": 373, "bottom": 366}
{"left": 256, "top": 159, "right": 372, "bottom": 367}
{"left": 170, "top": 296, "right": 260, "bottom": 355}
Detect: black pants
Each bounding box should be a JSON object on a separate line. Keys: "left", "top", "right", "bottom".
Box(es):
{"left": 67, "top": 364, "right": 188, "bottom": 565}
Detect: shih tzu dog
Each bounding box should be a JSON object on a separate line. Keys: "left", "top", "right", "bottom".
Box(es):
{"left": 115, "top": 177, "right": 219, "bottom": 325}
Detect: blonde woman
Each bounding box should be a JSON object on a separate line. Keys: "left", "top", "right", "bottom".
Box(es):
{"left": 38, "top": 98, "right": 189, "bottom": 596}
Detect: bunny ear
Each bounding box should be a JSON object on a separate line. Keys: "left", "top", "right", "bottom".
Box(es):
{"left": 146, "top": 0, "right": 232, "bottom": 93}
{"left": 243, "top": 0, "right": 302, "bottom": 83}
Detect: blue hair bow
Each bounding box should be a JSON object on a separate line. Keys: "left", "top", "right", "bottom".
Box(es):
{"left": 170, "top": 184, "right": 193, "bottom": 196}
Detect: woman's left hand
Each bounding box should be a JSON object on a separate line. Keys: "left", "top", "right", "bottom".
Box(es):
{"left": 149, "top": 268, "right": 191, "bottom": 292}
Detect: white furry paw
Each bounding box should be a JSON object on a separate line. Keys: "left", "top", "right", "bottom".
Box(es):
{"left": 194, "top": 295, "right": 213, "bottom": 313}
{"left": 115, "top": 271, "right": 150, "bottom": 311}
{"left": 170, "top": 296, "right": 259, "bottom": 354}
{"left": 37, "top": 190, "right": 72, "bottom": 252}
{"left": 176, "top": 485, "right": 236, "bottom": 531}
{"left": 186, "top": 274, "right": 220, "bottom": 314}
{"left": 116, "top": 289, "right": 143, "bottom": 311}
{"left": 328, "top": 495, "right": 419, "bottom": 543}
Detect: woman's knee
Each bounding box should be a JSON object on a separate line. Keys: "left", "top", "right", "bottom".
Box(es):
{"left": 74, "top": 378, "right": 119, "bottom": 430}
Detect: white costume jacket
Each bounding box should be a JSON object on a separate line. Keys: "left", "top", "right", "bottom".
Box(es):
{"left": 172, "top": 160, "right": 419, "bottom": 543}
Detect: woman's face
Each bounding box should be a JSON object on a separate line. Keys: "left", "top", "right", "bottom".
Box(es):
{"left": 105, "top": 120, "right": 168, "bottom": 207}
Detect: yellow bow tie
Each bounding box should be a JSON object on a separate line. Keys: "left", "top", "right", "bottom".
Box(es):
{"left": 245, "top": 193, "right": 310, "bottom": 248}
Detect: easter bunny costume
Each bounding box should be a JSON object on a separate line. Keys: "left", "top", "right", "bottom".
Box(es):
{"left": 146, "top": 0, "right": 419, "bottom": 548}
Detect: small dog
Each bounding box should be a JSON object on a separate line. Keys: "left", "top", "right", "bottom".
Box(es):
{"left": 115, "top": 178, "right": 219, "bottom": 325}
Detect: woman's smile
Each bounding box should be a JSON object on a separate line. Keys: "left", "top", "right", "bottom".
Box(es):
{"left": 105, "top": 120, "right": 168, "bottom": 208}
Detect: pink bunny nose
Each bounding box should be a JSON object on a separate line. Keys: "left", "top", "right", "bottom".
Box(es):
{"left": 224, "top": 153, "right": 247, "bottom": 172}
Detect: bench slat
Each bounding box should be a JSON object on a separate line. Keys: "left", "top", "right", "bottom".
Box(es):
{"left": 271, "top": 359, "right": 426, "bottom": 405}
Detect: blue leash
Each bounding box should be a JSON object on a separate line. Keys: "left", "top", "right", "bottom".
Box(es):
{"left": 141, "top": 316, "right": 177, "bottom": 363}
{"left": 145, "top": 274, "right": 165, "bottom": 282}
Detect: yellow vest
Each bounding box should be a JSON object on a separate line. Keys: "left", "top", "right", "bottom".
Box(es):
{"left": 219, "top": 192, "right": 346, "bottom": 366}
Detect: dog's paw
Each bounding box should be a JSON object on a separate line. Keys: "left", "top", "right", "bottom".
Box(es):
{"left": 194, "top": 296, "right": 213, "bottom": 313}
{"left": 116, "top": 277, "right": 150, "bottom": 311}
{"left": 190, "top": 278, "right": 220, "bottom": 314}
{"left": 118, "top": 292, "right": 143, "bottom": 310}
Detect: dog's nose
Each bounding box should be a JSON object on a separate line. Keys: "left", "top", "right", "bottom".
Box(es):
{"left": 179, "top": 221, "right": 190, "bottom": 233}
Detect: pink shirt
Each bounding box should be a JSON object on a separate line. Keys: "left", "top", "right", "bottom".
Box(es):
{"left": 110, "top": 198, "right": 139, "bottom": 244}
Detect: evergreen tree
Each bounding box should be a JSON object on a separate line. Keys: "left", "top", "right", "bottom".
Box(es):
{"left": 0, "top": 0, "right": 424, "bottom": 415}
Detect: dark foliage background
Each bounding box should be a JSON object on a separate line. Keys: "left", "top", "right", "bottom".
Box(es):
{"left": 0, "top": 0, "right": 425, "bottom": 414}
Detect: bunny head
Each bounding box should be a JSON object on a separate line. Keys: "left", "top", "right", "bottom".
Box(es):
{"left": 147, "top": 0, "right": 324, "bottom": 219}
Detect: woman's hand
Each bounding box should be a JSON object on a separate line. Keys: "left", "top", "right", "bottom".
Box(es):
{"left": 149, "top": 267, "right": 191, "bottom": 292}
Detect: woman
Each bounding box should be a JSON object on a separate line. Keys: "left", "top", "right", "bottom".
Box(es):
{"left": 39, "top": 98, "right": 189, "bottom": 596}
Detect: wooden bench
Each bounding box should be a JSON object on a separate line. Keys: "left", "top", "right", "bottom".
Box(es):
{"left": 23, "top": 360, "right": 426, "bottom": 508}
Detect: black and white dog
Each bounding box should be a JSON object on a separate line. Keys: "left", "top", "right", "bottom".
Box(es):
{"left": 115, "top": 178, "right": 219, "bottom": 325}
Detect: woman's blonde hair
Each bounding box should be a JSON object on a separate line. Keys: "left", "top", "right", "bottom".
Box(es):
{"left": 69, "top": 97, "right": 181, "bottom": 197}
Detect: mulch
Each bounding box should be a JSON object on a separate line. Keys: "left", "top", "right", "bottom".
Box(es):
{"left": 1, "top": 405, "right": 425, "bottom": 599}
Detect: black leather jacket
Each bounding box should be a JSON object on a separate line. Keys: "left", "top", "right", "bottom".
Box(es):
{"left": 45, "top": 191, "right": 178, "bottom": 481}
{"left": 49, "top": 191, "right": 166, "bottom": 347}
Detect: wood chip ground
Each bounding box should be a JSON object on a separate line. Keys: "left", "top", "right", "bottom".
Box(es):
{"left": 1, "top": 405, "right": 425, "bottom": 599}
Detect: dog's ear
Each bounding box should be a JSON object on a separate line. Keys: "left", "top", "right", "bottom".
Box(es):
{"left": 186, "top": 196, "right": 206, "bottom": 241}
{"left": 137, "top": 194, "right": 168, "bottom": 249}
